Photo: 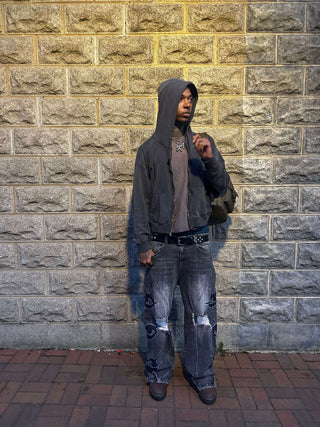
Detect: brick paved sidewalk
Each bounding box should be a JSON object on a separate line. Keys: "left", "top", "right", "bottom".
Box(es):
{"left": 0, "top": 349, "right": 319, "bottom": 427}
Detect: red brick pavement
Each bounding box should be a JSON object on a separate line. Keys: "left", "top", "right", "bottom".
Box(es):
{"left": 0, "top": 350, "right": 319, "bottom": 426}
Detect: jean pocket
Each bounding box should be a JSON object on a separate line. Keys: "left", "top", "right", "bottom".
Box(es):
{"left": 196, "top": 241, "right": 212, "bottom": 255}
{"left": 151, "top": 241, "right": 166, "bottom": 258}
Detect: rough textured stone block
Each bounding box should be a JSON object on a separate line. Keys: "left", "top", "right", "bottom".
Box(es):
{"left": 243, "top": 186, "right": 298, "bottom": 213}
{"left": 218, "top": 97, "right": 273, "bottom": 124}
{"left": 77, "top": 297, "right": 128, "bottom": 321}
{"left": 43, "top": 158, "right": 97, "bottom": 184}
{"left": 0, "top": 215, "right": 42, "bottom": 242}
{"left": 0, "top": 36, "right": 34, "bottom": 64}
{"left": 101, "top": 158, "right": 135, "bottom": 184}
{"left": 19, "top": 243, "right": 72, "bottom": 268}
{"left": 245, "top": 127, "right": 301, "bottom": 154}
{"left": 42, "top": 98, "right": 96, "bottom": 126}
{"left": 191, "top": 99, "right": 214, "bottom": 126}
{"left": 99, "top": 36, "right": 153, "bottom": 65}
{"left": 45, "top": 215, "right": 98, "bottom": 241}
{"left": 187, "top": 67, "right": 243, "bottom": 95}
{"left": 216, "top": 270, "right": 268, "bottom": 296}
{"left": 74, "top": 242, "right": 127, "bottom": 268}
{"left": 100, "top": 98, "right": 154, "bottom": 126}
{"left": 0, "top": 158, "right": 40, "bottom": 184}
{"left": 215, "top": 215, "right": 269, "bottom": 241}
{"left": 0, "top": 67, "right": 6, "bottom": 95}
{"left": 22, "top": 298, "right": 73, "bottom": 322}
{"left": 14, "top": 129, "right": 68, "bottom": 154}
{"left": 72, "top": 186, "right": 127, "bottom": 213}
{"left": 268, "top": 324, "right": 320, "bottom": 351}
{"left": 207, "top": 127, "right": 242, "bottom": 155}
{"left": 9, "top": 67, "right": 65, "bottom": 95}
{"left": 104, "top": 268, "right": 143, "bottom": 295}
{"left": 304, "top": 127, "right": 320, "bottom": 153}
{"left": 0, "top": 244, "right": 17, "bottom": 268}
{"left": 246, "top": 66, "right": 303, "bottom": 95}
{"left": 0, "top": 98, "right": 36, "bottom": 126}
{"left": 49, "top": 270, "right": 100, "bottom": 295}
{"left": 66, "top": 4, "right": 123, "bottom": 33}
{"left": 277, "top": 98, "right": 320, "bottom": 125}
{"left": 225, "top": 158, "right": 271, "bottom": 184}
{"left": 188, "top": 4, "right": 244, "bottom": 33}
{"left": 217, "top": 298, "right": 238, "bottom": 323}
{"left": 307, "top": 4, "right": 320, "bottom": 33}
{"left": 297, "top": 299, "right": 320, "bottom": 323}
{"left": 241, "top": 298, "right": 294, "bottom": 322}
{"left": 298, "top": 243, "right": 320, "bottom": 269}
{"left": 306, "top": 67, "right": 320, "bottom": 95}
{"left": 70, "top": 67, "right": 125, "bottom": 95}
{"left": 212, "top": 243, "right": 240, "bottom": 268}
{"left": 0, "top": 271, "right": 45, "bottom": 295}
{"left": 127, "top": 4, "right": 184, "bottom": 33}
{"left": 101, "top": 215, "right": 131, "bottom": 240}
{"left": 273, "top": 215, "right": 320, "bottom": 241}
{"left": 6, "top": 4, "right": 63, "bottom": 33}
{"left": 158, "top": 36, "right": 214, "bottom": 64}
{"left": 38, "top": 36, "right": 94, "bottom": 64}
{"left": 271, "top": 271, "right": 320, "bottom": 296}
{"left": 247, "top": 4, "right": 304, "bottom": 32}
{"left": 72, "top": 128, "right": 126, "bottom": 155}
{"left": 242, "top": 243, "right": 295, "bottom": 268}
{"left": 301, "top": 187, "right": 320, "bottom": 213}
{"left": 0, "top": 129, "right": 10, "bottom": 154}
{"left": 0, "top": 299, "right": 19, "bottom": 322}
{"left": 278, "top": 36, "right": 320, "bottom": 64}
{"left": 129, "top": 128, "right": 153, "bottom": 154}
{"left": 273, "top": 157, "right": 319, "bottom": 183}
{"left": 128, "top": 67, "right": 183, "bottom": 95}
{"left": 217, "top": 324, "right": 267, "bottom": 351}
{"left": 0, "top": 188, "right": 13, "bottom": 213}
{"left": 217, "top": 36, "right": 275, "bottom": 64}
{"left": 16, "top": 187, "right": 69, "bottom": 213}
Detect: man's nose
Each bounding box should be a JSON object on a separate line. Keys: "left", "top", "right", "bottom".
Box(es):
{"left": 184, "top": 98, "right": 191, "bottom": 107}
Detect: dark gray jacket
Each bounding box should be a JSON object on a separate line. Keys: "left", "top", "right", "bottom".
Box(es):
{"left": 133, "top": 78, "right": 229, "bottom": 254}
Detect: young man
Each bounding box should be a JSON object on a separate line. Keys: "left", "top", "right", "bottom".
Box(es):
{"left": 133, "top": 78, "right": 229, "bottom": 404}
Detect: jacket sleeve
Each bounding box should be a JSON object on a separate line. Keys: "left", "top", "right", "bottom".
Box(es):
{"left": 203, "top": 136, "right": 229, "bottom": 198}
{"left": 132, "top": 146, "right": 152, "bottom": 254}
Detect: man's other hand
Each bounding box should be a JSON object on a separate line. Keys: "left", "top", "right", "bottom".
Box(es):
{"left": 193, "top": 134, "right": 213, "bottom": 160}
{"left": 139, "top": 249, "right": 154, "bottom": 266}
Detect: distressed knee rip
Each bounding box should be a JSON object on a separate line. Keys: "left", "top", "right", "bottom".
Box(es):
{"left": 155, "top": 317, "right": 169, "bottom": 331}
{"left": 192, "top": 314, "right": 211, "bottom": 327}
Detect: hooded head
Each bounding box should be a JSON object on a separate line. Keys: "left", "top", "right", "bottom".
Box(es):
{"left": 154, "top": 78, "right": 198, "bottom": 146}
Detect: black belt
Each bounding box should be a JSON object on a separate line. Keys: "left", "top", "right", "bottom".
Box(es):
{"left": 151, "top": 233, "right": 209, "bottom": 246}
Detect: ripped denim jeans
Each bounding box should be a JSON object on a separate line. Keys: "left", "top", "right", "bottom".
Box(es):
{"left": 143, "top": 239, "right": 217, "bottom": 390}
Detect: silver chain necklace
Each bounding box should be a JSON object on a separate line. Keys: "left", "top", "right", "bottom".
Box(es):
{"left": 172, "top": 137, "right": 185, "bottom": 152}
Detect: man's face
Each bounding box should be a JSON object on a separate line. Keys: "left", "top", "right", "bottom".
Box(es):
{"left": 175, "top": 88, "right": 193, "bottom": 122}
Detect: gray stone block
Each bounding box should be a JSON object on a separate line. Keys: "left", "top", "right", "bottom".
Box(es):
{"left": 243, "top": 186, "right": 298, "bottom": 213}
{"left": 240, "top": 298, "right": 294, "bottom": 322}
{"left": 271, "top": 271, "right": 320, "bottom": 296}
{"left": 245, "top": 127, "right": 301, "bottom": 155}
{"left": 129, "top": 128, "right": 154, "bottom": 155}
{"left": 274, "top": 157, "right": 319, "bottom": 183}
{"left": 100, "top": 98, "right": 155, "bottom": 126}
{"left": 128, "top": 4, "right": 184, "bottom": 33}
{"left": 72, "top": 186, "right": 127, "bottom": 213}
{"left": 19, "top": 243, "right": 72, "bottom": 268}
{"left": 101, "top": 322, "right": 146, "bottom": 351}
{"left": 239, "top": 271, "right": 268, "bottom": 296}
{"left": 101, "top": 215, "right": 132, "bottom": 241}
{"left": 268, "top": 324, "right": 320, "bottom": 351}
{"left": 70, "top": 67, "right": 125, "bottom": 95}
{"left": 42, "top": 98, "right": 97, "bottom": 126}
{"left": 16, "top": 186, "right": 70, "bottom": 213}
{"left": 38, "top": 36, "right": 94, "bottom": 65}
{"left": 0, "top": 271, "right": 45, "bottom": 295}
{"left": 14, "top": 128, "right": 68, "bottom": 154}
{"left": 22, "top": 297, "right": 73, "bottom": 322}
{"left": 0, "top": 36, "right": 34, "bottom": 64}
{"left": 0, "top": 324, "right": 49, "bottom": 349}
{"left": 277, "top": 98, "right": 320, "bottom": 125}
{"left": 101, "top": 158, "right": 135, "bottom": 184}
{"left": 0, "top": 244, "right": 17, "bottom": 268}
{"left": 206, "top": 127, "right": 242, "bottom": 155}
{"left": 77, "top": 296, "right": 128, "bottom": 321}
{"left": 0, "top": 129, "right": 10, "bottom": 154}
{"left": 43, "top": 158, "right": 97, "bottom": 184}
{"left": 158, "top": 35, "right": 214, "bottom": 64}
{"left": 72, "top": 128, "right": 126, "bottom": 155}
{"left": 273, "top": 215, "right": 320, "bottom": 240}
{"left": 0, "top": 215, "right": 43, "bottom": 241}
{"left": 191, "top": 99, "right": 214, "bottom": 126}
{"left": 304, "top": 127, "right": 320, "bottom": 154}
{"left": 225, "top": 158, "right": 271, "bottom": 184}
{"left": 45, "top": 215, "right": 98, "bottom": 241}
{"left": 0, "top": 67, "right": 6, "bottom": 95}
{"left": 128, "top": 67, "right": 183, "bottom": 95}
{"left": 215, "top": 215, "right": 269, "bottom": 241}
{"left": 298, "top": 243, "right": 320, "bottom": 269}
{"left": 0, "top": 188, "right": 13, "bottom": 213}
{"left": 103, "top": 268, "right": 144, "bottom": 295}
{"left": 49, "top": 270, "right": 101, "bottom": 296}
{"left": 306, "top": 67, "right": 320, "bottom": 95}
{"left": 217, "top": 324, "right": 267, "bottom": 351}
{"left": 242, "top": 243, "right": 295, "bottom": 269}
{"left": 278, "top": 35, "right": 320, "bottom": 64}
{"left": 218, "top": 97, "right": 273, "bottom": 125}
{"left": 307, "top": 4, "right": 320, "bottom": 33}
{"left": 74, "top": 242, "right": 127, "bottom": 268}
{"left": 0, "top": 298, "right": 19, "bottom": 322}
{"left": 187, "top": 4, "right": 244, "bottom": 33}
{"left": 247, "top": 4, "right": 304, "bottom": 32}
{"left": 217, "top": 298, "right": 238, "bottom": 323}
{"left": 99, "top": 36, "right": 153, "bottom": 65}
{"left": 301, "top": 187, "right": 320, "bottom": 213}
{"left": 9, "top": 67, "right": 65, "bottom": 95}
{"left": 246, "top": 66, "right": 303, "bottom": 95}
{"left": 0, "top": 158, "right": 40, "bottom": 184}
{"left": 187, "top": 67, "right": 243, "bottom": 95}
{"left": 212, "top": 243, "right": 240, "bottom": 269}
{"left": 297, "top": 299, "right": 320, "bottom": 323}
{"left": 0, "top": 98, "right": 36, "bottom": 126}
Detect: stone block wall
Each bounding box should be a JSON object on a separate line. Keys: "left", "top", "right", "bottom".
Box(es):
{"left": 0, "top": 0, "right": 319, "bottom": 352}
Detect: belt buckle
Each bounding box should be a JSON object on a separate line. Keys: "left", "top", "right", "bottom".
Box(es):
{"left": 177, "top": 236, "right": 184, "bottom": 246}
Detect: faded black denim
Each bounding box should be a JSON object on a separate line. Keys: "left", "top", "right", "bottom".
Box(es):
{"left": 143, "top": 239, "right": 217, "bottom": 390}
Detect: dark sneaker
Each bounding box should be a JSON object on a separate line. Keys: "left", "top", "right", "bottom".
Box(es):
{"left": 149, "top": 382, "right": 168, "bottom": 401}
{"left": 198, "top": 387, "right": 217, "bottom": 405}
